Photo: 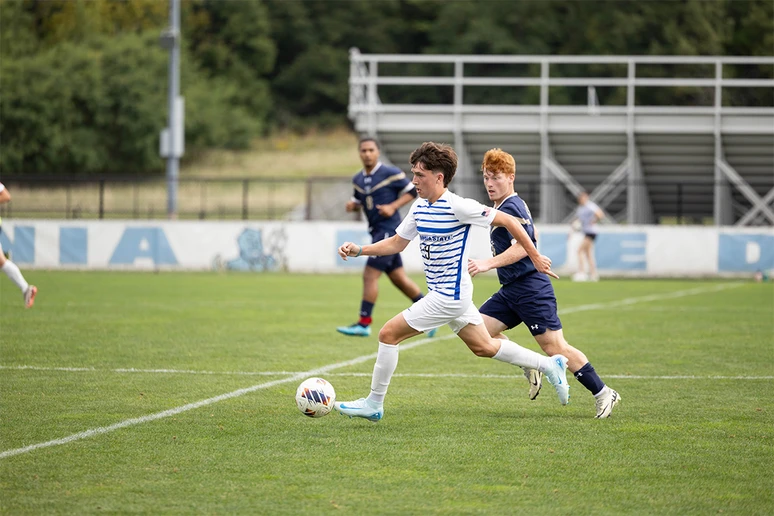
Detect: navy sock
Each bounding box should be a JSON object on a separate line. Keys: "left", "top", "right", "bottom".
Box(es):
{"left": 411, "top": 293, "right": 424, "bottom": 303}
{"left": 358, "top": 301, "right": 375, "bottom": 326}
{"left": 574, "top": 362, "right": 606, "bottom": 396}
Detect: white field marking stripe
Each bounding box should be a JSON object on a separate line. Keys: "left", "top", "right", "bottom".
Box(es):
{"left": 325, "top": 373, "right": 774, "bottom": 380}
{"left": 0, "top": 282, "right": 744, "bottom": 459}
{"left": 557, "top": 282, "right": 743, "bottom": 315}
{"left": 0, "top": 334, "right": 454, "bottom": 460}
{"left": 3, "top": 368, "right": 772, "bottom": 382}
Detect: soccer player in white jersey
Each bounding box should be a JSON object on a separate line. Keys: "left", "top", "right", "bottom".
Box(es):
{"left": 334, "top": 142, "right": 570, "bottom": 422}
{"left": 0, "top": 182, "right": 37, "bottom": 308}
{"left": 572, "top": 192, "right": 605, "bottom": 282}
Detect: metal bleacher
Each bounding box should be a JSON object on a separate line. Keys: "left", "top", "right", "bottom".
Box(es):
{"left": 348, "top": 50, "right": 774, "bottom": 225}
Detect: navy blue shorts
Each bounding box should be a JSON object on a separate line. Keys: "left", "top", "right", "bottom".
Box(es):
{"left": 479, "top": 273, "right": 562, "bottom": 336}
{"left": 365, "top": 230, "right": 403, "bottom": 273}
{"left": 366, "top": 253, "right": 403, "bottom": 273}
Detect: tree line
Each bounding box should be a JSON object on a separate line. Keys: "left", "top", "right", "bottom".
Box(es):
{"left": 1, "top": 0, "right": 771, "bottom": 177}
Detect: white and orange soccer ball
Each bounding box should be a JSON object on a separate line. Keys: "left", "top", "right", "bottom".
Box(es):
{"left": 295, "top": 377, "right": 336, "bottom": 418}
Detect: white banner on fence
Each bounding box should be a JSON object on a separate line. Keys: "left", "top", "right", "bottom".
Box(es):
{"left": 1, "top": 220, "right": 772, "bottom": 277}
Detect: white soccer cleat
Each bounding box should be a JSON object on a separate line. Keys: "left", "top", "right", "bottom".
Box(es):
{"left": 543, "top": 355, "right": 570, "bottom": 405}
{"left": 24, "top": 285, "right": 37, "bottom": 308}
{"left": 523, "top": 368, "right": 543, "bottom": 400}
{"left": 334, "top": 398, "right": 384, "bottom": 422}
{"left": 594, "top": 387, "right": 620, "bottom": 419}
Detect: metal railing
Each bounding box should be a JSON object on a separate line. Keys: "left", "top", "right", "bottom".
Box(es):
{"left": 0, "top": 176, "right": 754, "bottom": 225}
{"left": 349, "top": 50, "right": 774, "bottom": 120}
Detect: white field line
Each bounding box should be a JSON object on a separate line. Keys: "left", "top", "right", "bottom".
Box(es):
{"left": 0, "top": 334, "right": 451, "bottom": 460}
{"left": 0, "top": 282, "right": 746, "bottom": 460}
{"left": 2, "top": 368, "right": 771, "bottom": 381}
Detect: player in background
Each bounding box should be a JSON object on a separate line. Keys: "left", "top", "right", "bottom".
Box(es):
{"left": 0, "top": 183, "right": 37, "bottom": 308}
{"left": 572, "top": 191, "right": 605, "bottom": 282}
{"left": 468, "top": 149, "right": 619, "bottom": 418}
{"left": 334, "top": 142, "right": 569, "bottom": 422}
{"left": 337, "top": 137, "right": 436, "bottom": 338}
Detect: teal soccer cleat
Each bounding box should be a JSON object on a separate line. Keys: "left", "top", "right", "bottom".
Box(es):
{"left": 336, "top": 323, "right": 371, "bottom": 337}
{"left": 334, "top": 398, "right": 384, "bottom": 422}
{"left": 543, "top": 354, "right": 570, "bottom": 405}
{"left": 426, "top": 327, "right": 438, "bottom": 338}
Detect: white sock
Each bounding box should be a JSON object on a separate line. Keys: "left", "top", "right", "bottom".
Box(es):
{"left": 492, "top": 338, "right": 552, "bottom": 371}
{"left": 367, "top": 342, "right": 399, "bottom": 405}
{"left": 2, "top": 260, "right": 29, "bottom": 293}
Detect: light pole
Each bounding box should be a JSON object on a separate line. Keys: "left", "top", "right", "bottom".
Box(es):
{"left": 160, "top": 0, "right": 183, "bottom": 219}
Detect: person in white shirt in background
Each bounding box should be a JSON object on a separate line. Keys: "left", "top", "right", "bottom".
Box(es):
{"left": 0, "top": 183, "right": 37, "bottom": 308}
{"left": 572, "top": 192, "right": 605, "bottom": 282}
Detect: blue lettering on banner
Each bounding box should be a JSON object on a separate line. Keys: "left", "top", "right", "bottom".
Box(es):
{"left": 335, "top": 230, "right": 371, "bottom": 268}
{"left": 718, "top": 234, "right": 774, "bottom": 272}
{"left": 0, "top": 226, "right": 35, "bottom": 263}
{"left": 109, "top": 228, "right": 178, "bottom": 265}
{"left": 60, "top": 227, "right": 88, "bottom": 265}
{"left": 596, "top": 233, "right": 647, "bottom": 270}
{"left": 537, "top": 233, "right": 567, "bottom": 269}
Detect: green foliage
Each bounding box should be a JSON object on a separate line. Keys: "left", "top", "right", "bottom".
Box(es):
{"left": 0, "top": 0, "right": 771, "bottom": 175}
{"left": 0, "top": 31, "right": 260, "bottom": 175}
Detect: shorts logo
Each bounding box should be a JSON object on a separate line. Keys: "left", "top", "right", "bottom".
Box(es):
{"left": 530, "top": 324, "right": 539, "bottom": 330}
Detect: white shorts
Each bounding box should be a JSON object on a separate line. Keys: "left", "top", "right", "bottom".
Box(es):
{"left": 402, "top": 290, "right": 483, "bottom": 334}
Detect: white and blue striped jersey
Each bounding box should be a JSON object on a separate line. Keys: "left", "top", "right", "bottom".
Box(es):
{"left": 397, "top": 190, "right": 497, "bottom": 301}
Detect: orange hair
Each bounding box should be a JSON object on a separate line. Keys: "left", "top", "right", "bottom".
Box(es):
{"left": 482, "top": 148, "right": 516, "bottom": 176}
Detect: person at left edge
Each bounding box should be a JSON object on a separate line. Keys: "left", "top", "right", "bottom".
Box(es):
{"left": 337, "top": 137, "right": 437, "bottom": 338}
{"left": 0, "top": 182, "right": 38, "bottom": 308}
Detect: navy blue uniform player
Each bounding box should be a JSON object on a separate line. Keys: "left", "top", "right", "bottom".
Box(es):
{"left": 469, "top": 149, "right": 620, "bottom": 418}
{"left": 337, "top": 138, "right": 434, "bottom": 337}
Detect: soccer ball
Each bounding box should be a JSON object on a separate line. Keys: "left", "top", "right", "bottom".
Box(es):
{"left": 295, "top": 377, "right": 336, "bottom": 418}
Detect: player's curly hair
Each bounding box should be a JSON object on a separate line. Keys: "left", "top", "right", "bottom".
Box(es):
{"left": 482, "top": 148, "right": 516, "bottom": 176}
{"left": 409, "top": 142, "right": 458, "bottom": 187}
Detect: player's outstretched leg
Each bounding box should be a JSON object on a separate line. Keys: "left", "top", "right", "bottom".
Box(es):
{"left": 334, "top": 398, "right": 384, "bottom": 422}
{"left": 542, "top": 355, "right": 570, "bottom": 405}
{"left": 594, "top": 387, "right": 620, "bottom": 418}
{"left": 523, "top": 368, "right": 542, "bottom": 400}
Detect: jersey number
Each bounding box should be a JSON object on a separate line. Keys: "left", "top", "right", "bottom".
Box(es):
{"left": 420, "top": 243, "right": 431, "bottom": 260}
{"left": 365, "top": 196, "right": 374, "bottom": 211}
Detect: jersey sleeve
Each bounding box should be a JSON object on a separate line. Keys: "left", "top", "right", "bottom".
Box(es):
{"left": 0, "top": 183, "right": 4, "bottom": 193}
{"left": 451, "top": 196, "right": 497, "bottom": 228}
{"left": 396, "top": 199, "right": 421, "bottom": 240}
{"left": 392, "top": 171, "right": 416, "bottom": 196}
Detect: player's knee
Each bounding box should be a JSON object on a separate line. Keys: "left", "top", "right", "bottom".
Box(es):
{"left": 377, "top": 327, "right": 397, "bottom": 343}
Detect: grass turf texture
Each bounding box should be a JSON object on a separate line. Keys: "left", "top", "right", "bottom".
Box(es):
{"left": 1, "top": 272, "right": 772, "bottom": 514}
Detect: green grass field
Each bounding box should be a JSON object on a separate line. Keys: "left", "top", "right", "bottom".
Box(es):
{"left": 1, "top": 272, "right": 772, "bottom": 514}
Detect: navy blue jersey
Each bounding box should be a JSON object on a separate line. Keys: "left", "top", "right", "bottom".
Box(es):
{"left": 352, "top": 163, "right": 415, "bottom": 236}
{"left": 490, "top": 193, "right": 538, "bottom": 285}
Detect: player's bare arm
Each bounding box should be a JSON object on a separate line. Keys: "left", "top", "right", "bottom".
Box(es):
{"left": 345, "top": 199, "right": 361, "bottom": 212}
{"left": 491, "top": 211, "right": 554, "bottom": 275}
{"left": 338, "top": 234, "right": 410, "bottom": 261}
{"left": 0, "top": 188, "right": 11, "bottom": 204}
{"left": 469, "top": 226, "right": 543, "bottom": 275}
{"left": 468, "top": 242, "right": 528, "bottom": 277}
{"left": 376, "top": 190, "right": 415, "bottom": 217}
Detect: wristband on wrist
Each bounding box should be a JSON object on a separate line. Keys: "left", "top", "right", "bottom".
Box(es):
{"left": 354, "top": 245, "right": 362, "bottom": 257}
